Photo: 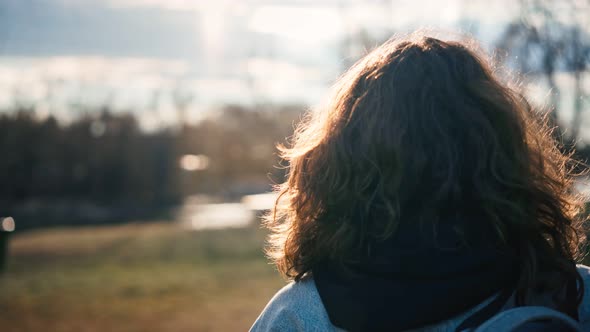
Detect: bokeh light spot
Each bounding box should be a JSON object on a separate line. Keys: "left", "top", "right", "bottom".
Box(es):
{"left": 179, "top": 154, "right": 210, "bottom": 171}
{"left": 1, "top": 217, "right": 15, "bottom": 232}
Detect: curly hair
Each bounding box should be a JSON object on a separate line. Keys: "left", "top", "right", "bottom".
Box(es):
{"left": 265, "top": 32, "right": 588, "bottom": 313}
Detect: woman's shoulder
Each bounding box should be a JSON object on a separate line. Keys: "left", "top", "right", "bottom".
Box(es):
{"left": 577, "top": 264, "right": 590, "bottom": 324}
{"left": 262, "top": 277, "right": 326, "bottom": 315}
{"left": 251, "top": 266, "right": 590, "bottom": 332}
{"left": 249, "top": 278, "right": 341, "bottom": 332}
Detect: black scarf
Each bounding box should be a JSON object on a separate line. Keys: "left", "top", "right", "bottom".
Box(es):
{"left": 312, "top": 217, "right": 519, "bottom": 332}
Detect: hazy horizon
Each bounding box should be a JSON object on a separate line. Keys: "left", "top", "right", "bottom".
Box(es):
{"left": 0, "top": 0, "right": 540, "bottom": 131}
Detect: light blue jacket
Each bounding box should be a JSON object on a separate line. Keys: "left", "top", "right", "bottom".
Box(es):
{"left": 251, "top": 265, "right": 590, "bottom": 331}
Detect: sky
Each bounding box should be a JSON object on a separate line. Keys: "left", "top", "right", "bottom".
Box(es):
{"left": 0, "top": 0, "right": 521, "bottom": 129}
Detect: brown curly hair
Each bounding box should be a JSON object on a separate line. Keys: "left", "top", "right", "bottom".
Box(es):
{"left": 266, "top": 32, "right": 588, "bottom": 312}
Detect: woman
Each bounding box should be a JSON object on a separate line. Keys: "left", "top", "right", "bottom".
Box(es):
{"left": 251, "top": 32, "right": 590, "bottom": 331}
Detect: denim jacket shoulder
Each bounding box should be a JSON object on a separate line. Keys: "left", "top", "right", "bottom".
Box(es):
{"left": 250, "top": 265, "right": 590, "bottom": 332}
{"left": 250, "top": 277, "right": 343, "bottom": 332}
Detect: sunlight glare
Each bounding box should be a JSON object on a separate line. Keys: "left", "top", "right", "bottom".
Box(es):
{"left": 248, "top": 5, "right": 343, "bottom": 42}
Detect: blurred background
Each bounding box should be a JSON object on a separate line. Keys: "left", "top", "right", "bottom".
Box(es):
{"left": 0, "top": 0, "right": 589, "bottom": 331}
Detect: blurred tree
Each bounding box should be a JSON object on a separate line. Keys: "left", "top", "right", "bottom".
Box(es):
{"left": 0, "top": 100, "right": 303, "bottom": 229}
{"left": 177, "top": 104, "right": 303, "bottom": 197}
{"left": 172, "top": 84, "right": 195, "bottom": 127}
{"left": 496, "top": 0, "right": 590, "bottom": 143}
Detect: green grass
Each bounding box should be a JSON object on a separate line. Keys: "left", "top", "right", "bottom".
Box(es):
{"left": 0, "top": 222, "right": 285, "bottom": 332}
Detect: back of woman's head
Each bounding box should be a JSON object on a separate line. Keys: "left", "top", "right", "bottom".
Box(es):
{"left": 267, "top": 32, "right": 587, "bottom": 311}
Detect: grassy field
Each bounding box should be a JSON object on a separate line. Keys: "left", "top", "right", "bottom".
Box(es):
{"left": 0, "top": 222, "right": 285, "bottom": 332}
